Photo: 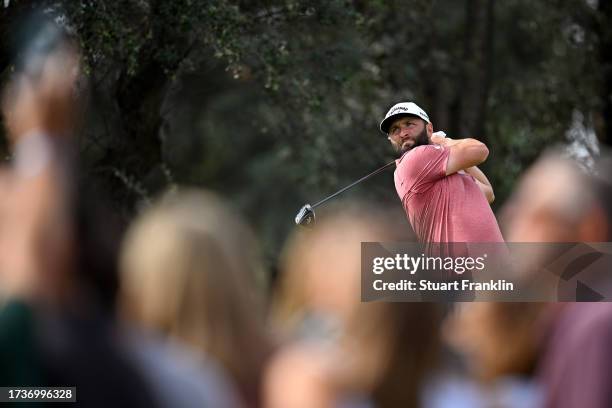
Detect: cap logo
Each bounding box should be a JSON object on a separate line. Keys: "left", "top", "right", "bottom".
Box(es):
{"left": 387, "top": 105, "right": 428, "bottom": 120}
{"left": 390, "top": 106, "right": 411, "bottom": 115}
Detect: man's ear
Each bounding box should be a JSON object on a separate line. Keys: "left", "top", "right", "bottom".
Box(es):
{"left": 426, "top": 122, "right": 434, "bottom": 136}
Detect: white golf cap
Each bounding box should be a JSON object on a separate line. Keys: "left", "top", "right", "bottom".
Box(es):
{"left": 379, "top": 102, "right": 430, "bottom": 134}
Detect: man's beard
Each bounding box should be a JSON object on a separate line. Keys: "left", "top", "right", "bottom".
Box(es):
{"left": 396, "top": 127, "right": 429, "bottom": 156}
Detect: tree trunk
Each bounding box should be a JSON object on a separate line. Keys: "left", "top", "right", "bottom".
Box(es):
{"left": 453, "top": 0, "right": 492, "bottom": 147}
{"left": 475, "top": 0, "right": 494, "bottom": 146}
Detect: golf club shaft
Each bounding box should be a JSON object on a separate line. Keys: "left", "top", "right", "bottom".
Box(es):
{"left": 311, "top": 160, "right": 396, "bottom": 209}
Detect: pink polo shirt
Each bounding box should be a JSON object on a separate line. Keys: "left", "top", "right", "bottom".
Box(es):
{"left": 394, "top": 144, "right": 504, "bottom": 244}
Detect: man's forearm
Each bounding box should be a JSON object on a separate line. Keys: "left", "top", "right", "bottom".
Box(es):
{"left": 465, "top": 166, "right": 495, "bottom": 203}
{"left": 432, "top": 134, "right": 492, "bottom": 187}
{"left": 464, "top": 166, "right": 492, "bottom": 187}
{"left": 431, "top": 135, "right": 489, "bottom": 175}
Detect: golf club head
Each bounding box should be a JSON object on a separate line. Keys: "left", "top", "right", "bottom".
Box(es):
{"left": 295, "top": 204, "right": 316, "bottom": 227}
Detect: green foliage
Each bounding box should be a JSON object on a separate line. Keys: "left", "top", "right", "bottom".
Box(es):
{"left": 0, "top": 0, "right": 609, "bottom": 267}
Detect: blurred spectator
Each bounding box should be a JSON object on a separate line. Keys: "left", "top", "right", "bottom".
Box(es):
{"left": 501, "top": 150, "right": 604, "bottom": 243}
{"left": 427, "top": 151, "right": 597, "bottom": 408}
{"left": 266, "top": 204, "right": 442, "bottom": 408}
{"left": 433, "top": 302, "right": 543, "bottom": 408}
{"left": 501, "top": 149, "right": 612, "bottom": 408}
{"left": 444, "top": 303, "right": 543, "bottom": 383}
{"left": 120, "top": 188, "right": 272, "bottom": 408}
{"left": 0, "top": 14, "right": 162, "bottom": 407}
{"left": 271, "top": 204, "right": 414, "bottom": 337}
{"left": 0, "top": 13, "right": 80, "bottom": 306}
{"left": 0, "top": 14, "right": 242, "bottom": 408}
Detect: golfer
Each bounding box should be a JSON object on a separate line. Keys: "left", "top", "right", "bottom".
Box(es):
{"left": 380, "top": 102, "right": 504, "bottom": 244}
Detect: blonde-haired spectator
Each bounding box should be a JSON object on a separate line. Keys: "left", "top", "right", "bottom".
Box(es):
{"left": 266, "top": 203, "right": 441, "bottom": 408}
{"left": 120, "top": 188, "right": 272, "bottom": 408}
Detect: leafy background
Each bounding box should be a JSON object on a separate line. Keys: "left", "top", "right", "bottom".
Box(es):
{"left": 1, "top": 0, "right": 610, "bottom": 274}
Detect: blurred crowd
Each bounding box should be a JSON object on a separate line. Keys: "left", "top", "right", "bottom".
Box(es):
{"left": 1, "top": 15, "right": 612, "bottom": 408}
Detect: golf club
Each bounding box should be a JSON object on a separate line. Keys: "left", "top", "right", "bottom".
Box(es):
{"left": 295, "top": 160, "right": 395, "bottom": 226}
{"left": 294, "top": 131, "right": 446, "bottom": 226}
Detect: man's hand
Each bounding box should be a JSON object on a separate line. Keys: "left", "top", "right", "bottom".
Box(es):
{"left": 430, "top": 132, "right": 449, "bottom": 146}
{"left": 437, "top": 137, "right": 489, "bottom": 176}
{"left": 430, "top": 133, "right": 494, "bottom": 203}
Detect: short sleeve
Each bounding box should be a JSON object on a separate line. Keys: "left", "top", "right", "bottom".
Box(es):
{"left": 395, "top": 145, "right": 449, "bottom": 194}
